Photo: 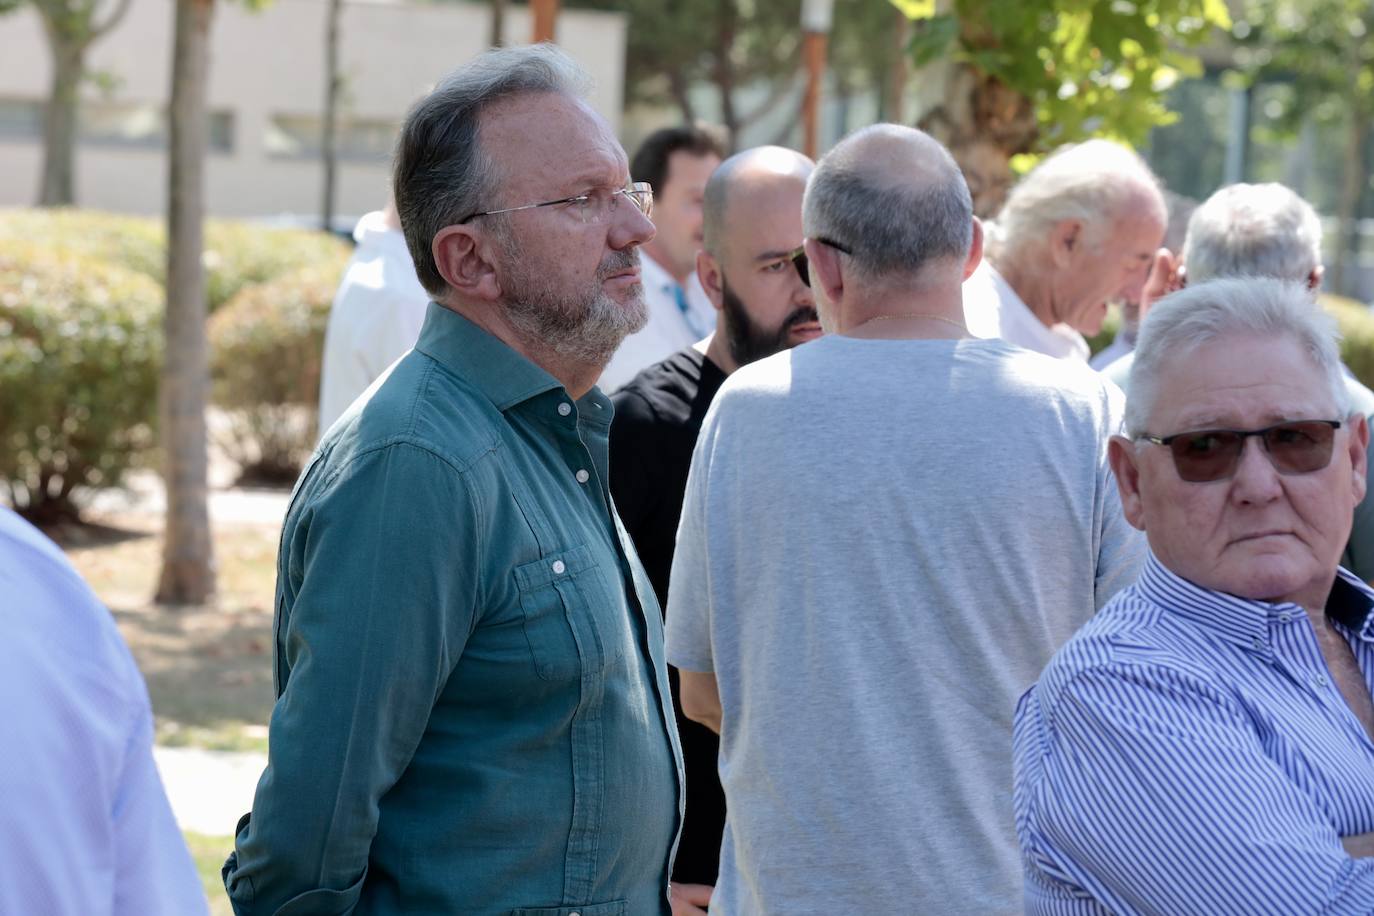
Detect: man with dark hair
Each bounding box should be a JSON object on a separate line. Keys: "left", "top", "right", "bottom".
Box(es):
{"left": 609, "top": 145, "right": 817, "bottom": 899}
{"left": 601, "top": 125, "right": 724, "bottom": 391}
{"left": 224, "top": 45, "right": 688, "bottom": 916}
{"left": 667, "top": 124, "right": 1143, "bottom": 913}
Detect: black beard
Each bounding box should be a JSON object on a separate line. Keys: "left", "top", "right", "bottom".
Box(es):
{"left": 720, "top": 277, "right": 819, "bottom": 368}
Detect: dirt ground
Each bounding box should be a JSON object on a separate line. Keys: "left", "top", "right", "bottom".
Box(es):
{"left": 57, "top": 512, "right": 279, "bottom": 752}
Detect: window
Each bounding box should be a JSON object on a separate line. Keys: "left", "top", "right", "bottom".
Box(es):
{"left": 0, "top": 97, "right": 234, "bottom": 153}
{"left": 265, "top": 114, "right": 399, "bottom": 161}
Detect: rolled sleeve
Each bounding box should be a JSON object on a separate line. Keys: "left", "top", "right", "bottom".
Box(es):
{"left": 223, "top": 444, "right": 480, "bottom": 914}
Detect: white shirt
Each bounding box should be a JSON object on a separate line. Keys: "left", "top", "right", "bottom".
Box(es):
{"left": 599, "top": 251, "right": 716, "bottom": 392}
{"left": 962, "top": 261, "right": 1090, "bottom": 361}
{"left": 0, "top": 508, "right": 207, "bottom": 916}
{"left": 318, "top": 211, "right": 431, "bottom": 437}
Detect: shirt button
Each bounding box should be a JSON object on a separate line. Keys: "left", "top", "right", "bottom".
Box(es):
{"left": 1279, "top": 613, "right": 1292, "bottom": 623}
{"left": 575, "top": 469, "right": 590, "bottom": 484}
{"left": 551, "top": 560, "right": 566, "bottom": 575}
{"left": 1314, "top": 675, "right": 1329, "bottom": 688}
{"left": 1252, "top": 637, "right": 1264, "bottom": 651}
{"left": 557, "top": 402, "right": 572, "bottom": 416}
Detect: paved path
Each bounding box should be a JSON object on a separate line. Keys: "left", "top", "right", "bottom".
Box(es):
{"left": 155, "top": 746, "right": 267, "bottom": 837}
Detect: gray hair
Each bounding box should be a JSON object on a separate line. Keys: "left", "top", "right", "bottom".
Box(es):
{"left": 1181, "top": 182, "right": 1322, "bottom": 284}
{"left": 802, "top": 124, "right": 973, "bottom": 284}
{"left": 993, "top": 139, "right": 1162, "bottom": 262}
{"left": 1126, "top": 277, "right": 1349, "bottom": 437}
{"left": 392, "top": 44, "right": 590, "bottom": 295}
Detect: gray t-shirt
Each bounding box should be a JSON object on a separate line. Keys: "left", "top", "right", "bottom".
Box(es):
{"left": 665, "top": 335, "right": 1144, "bottom": 915}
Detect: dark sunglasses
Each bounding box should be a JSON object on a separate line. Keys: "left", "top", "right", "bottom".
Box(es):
{"left": 1139, "top": 419, "right": 1343, "bottom": 483}
{"left": 788, "top": 237, "right": 852, "bottom": 287}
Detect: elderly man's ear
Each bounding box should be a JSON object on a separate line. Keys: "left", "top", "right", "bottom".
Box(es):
{"left": 1348, "top": 413, "right": 1369, "bottom": 506}
{"left": 433, "top": 225, "right": 503, "bottom": 302}
{"left": 805, "top": 237, "right": 845, "bottom": 304}
{"left": 963, "top": 218, "right": 984, "bottom": 281}
{"left": 1108, "top": 435, "right": 1148, "bottom": 532}
{"left": 1051, "top": 219, "right": 1084, "bottom": 268}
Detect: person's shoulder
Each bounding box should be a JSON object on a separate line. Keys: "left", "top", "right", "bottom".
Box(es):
{"left": 1033, "top": 586, "right": 1219, "bottom": 717}
{"left": 613, "top": 349, "right": 709, "bottom": 418}
{"left": 963, "top": 340, "right": 1124, "bottom": 413}
{"left": 0, "top": 509, "right": 142, "bottom": 700}
{"left": 317, "top": 350, "right": 505, "bottom": 483}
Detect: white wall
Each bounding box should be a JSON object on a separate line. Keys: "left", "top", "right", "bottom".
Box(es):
{"left": 0, "top": 0, "right": 627, "bottom": 220}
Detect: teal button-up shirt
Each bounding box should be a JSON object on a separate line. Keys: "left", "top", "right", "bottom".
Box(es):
{"left": 224, "top": 303, "right": 683, "bottom": 915}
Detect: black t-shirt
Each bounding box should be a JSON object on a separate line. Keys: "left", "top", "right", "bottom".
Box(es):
{"left": 609, "top": 347, "right": 728, "bottom": 886}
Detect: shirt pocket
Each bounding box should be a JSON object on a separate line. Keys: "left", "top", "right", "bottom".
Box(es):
{"left": 513, "top": 545, "right": 616, "bottom": 682}
{"left": 507, "top": 901, "right": 626, "bottom": 916}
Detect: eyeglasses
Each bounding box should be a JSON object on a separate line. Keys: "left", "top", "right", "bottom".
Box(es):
{"left": 1138, "top": 420, "right": 1343, "bottom": 483}
{"left": 788, "top": 237, "right": 852, "bottom": 287}
{"left": 459, "top": 181, "right": 653, "bottom": 225}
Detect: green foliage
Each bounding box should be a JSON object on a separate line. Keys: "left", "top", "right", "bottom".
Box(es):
{"left": 208, "top": 255, "right": 350, "bottom": 483}
{"left": 0, "top": 209, "right": 349, "bottom": 310}
{"left": 894, "top": 0, "right": 1231, "bottom": 149}
{"left": 1085, "top": 305, "right": 1122, "bottom": 358}
{"left": 0, "top": 244, "right": 163, "bottom": 522}
{"left": 1323, "top": 294, "right": 1374, "bottom": 392}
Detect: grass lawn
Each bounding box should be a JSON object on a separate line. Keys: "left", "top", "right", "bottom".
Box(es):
{"left": 58, "top": 512, "right": 280, "bottom": 753}
{"left": 185, "top": 831, "right": 235, "bottom": 916}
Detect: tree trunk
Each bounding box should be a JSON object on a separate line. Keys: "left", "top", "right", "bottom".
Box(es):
{"left": 916, "top": 61, "right": 1037, "bottom": 217}
{"left": 37, "top": 32, "right": 85, "bottom": 206}
{"left": 488, "top": 0, "right": 505, "bottom": 47}
{"left": 712, "top": 0, "right": 739, "bottom": 151}
{"left": 157, "top": 0, "right": 217, "bottom": 605}
{"left": 667, "top": 69, "right": 696, "bottom": 124}
{"left": 881, "top": 8, "right": 910, "bottom": 124}
{"left": 1330, "top": 112, "right": 1369, "bottom": 298}
{"left": 321, "top": 0, "right": 343, "bottom": 234}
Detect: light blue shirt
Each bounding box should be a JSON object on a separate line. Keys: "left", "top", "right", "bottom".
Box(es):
{"left": 0, "top": 507, "right": 206, "bottom": 916}
{"left": 1015, "top": 552, "right": 1374, "bottom": 914}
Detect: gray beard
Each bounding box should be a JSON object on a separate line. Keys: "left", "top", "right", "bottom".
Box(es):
{"left": 500, "top": 247, "right": 648, "bottom": 367}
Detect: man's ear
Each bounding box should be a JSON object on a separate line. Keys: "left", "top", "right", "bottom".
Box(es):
{"left": 963, "top": 218, "right": 984, "bottom": 281}
{"left": 805, "top": 239, "right": 844, "bottom": 309}
{"left": 1051, "top": 219, "right": 1082, "bottom": 269}
{"left": 1309, "top": 265, "right": 1325, "bottom": 292}
{"left": 1108, "top": 435, "right": 1148, "bottom": 532}
{"left": 697, "top": 250, "right": 725, "bottom": 312}
{"left": 1348, "top": 412, "right": 1369, "bottom": 507}
{"left": 432, "top": 224, "right": 501, "bottom": 303}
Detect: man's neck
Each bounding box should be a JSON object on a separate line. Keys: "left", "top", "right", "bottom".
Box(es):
{"left": 990, "top": 253, "right": 1056, "bottom": 329}
{"left": 702, "top": 330, "right": 739, "bottom": 375}
{"left": 839, "top": 280, "right": 969, "bottom": 340}
{"left": 441, "top": 299, "right": 601, "bottom": 399}
{"left": 641, "top": 242, "right": 691, "bottom": 286}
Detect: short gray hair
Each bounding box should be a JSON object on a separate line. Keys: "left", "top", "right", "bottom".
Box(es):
{"left": 1182, "top": 182, "right": 1322, "bottom": 284}
{"left": 993, "top": 139, "right": 1162, "bottom": 261}
{"left": 802, "top": 124, "right": 973, "bottom": 284}
{"left": 392, "top": 44, "right": 590, "bottom": 295}
{"left": 1126, "top": 277, "right": 1349, "bottom": 437}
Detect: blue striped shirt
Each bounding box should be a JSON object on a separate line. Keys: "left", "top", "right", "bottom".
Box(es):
{"left": 1014, "top": 552, "right": 1374, "bottom": 915}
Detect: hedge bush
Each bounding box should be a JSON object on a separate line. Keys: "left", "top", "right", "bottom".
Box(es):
{"left": 0, "top": 208, "right": 350, "bottom": 310}
{"left": 1322, "top": 294, "right": 1374, "bottom": 392}
{"left": 208, "top": 253, "right": 351, "bottom": 483}
{"left": 0, "top": 244, "right": 163, "bottom": 523}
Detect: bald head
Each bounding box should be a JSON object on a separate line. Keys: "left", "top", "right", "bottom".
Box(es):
{"left": 703, "top": 146, "right": 814, "bottom": 258}
{"left": 803, "top": 124, "right": 974, "bottom": 284}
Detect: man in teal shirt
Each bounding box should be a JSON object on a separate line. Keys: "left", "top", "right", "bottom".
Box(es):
{"left": 223, "top": 45, "right": 684, "bottom": 915}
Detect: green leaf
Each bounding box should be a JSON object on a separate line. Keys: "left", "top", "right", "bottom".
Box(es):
{"left": 908, "top": 13, "right": 959, "bottom": 68}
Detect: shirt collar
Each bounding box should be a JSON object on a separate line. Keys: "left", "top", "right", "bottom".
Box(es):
{"left": 986, "top": 264, "right": 1090, "bottom": 361}
{"left": 413, "top": 301, "right": 564, "bottom": 412}
{"left": 1137, "top": 551, "right": 1374, "bottom": 651}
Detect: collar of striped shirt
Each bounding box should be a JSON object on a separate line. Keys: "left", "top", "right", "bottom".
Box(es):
{"left": 1136, "top": 551, "right": 1374, "bottom": 651}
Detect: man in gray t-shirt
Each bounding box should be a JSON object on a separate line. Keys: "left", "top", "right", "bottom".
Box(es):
{"left": 665, "top": 124, "right": 1144, "bottom": 915}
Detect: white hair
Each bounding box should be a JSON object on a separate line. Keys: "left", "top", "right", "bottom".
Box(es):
{"left": 1126, "top": 277, "right": 1349, "bottom": 437}
{"left": 992, "top": 139, "right": 1162, "bottom": 261}
{"left": 1181, "top": 182, "right": 1322, "bottom": 284}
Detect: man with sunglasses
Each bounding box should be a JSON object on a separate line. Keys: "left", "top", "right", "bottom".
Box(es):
{"left": 666, "top": 124, "right": 1143, "bottom": 914}
{"left": 224, "top": 46, "right": 687, "bottom": 916}
{"left": 1015, "top": 277, "right": 1374, "bottom": 914}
